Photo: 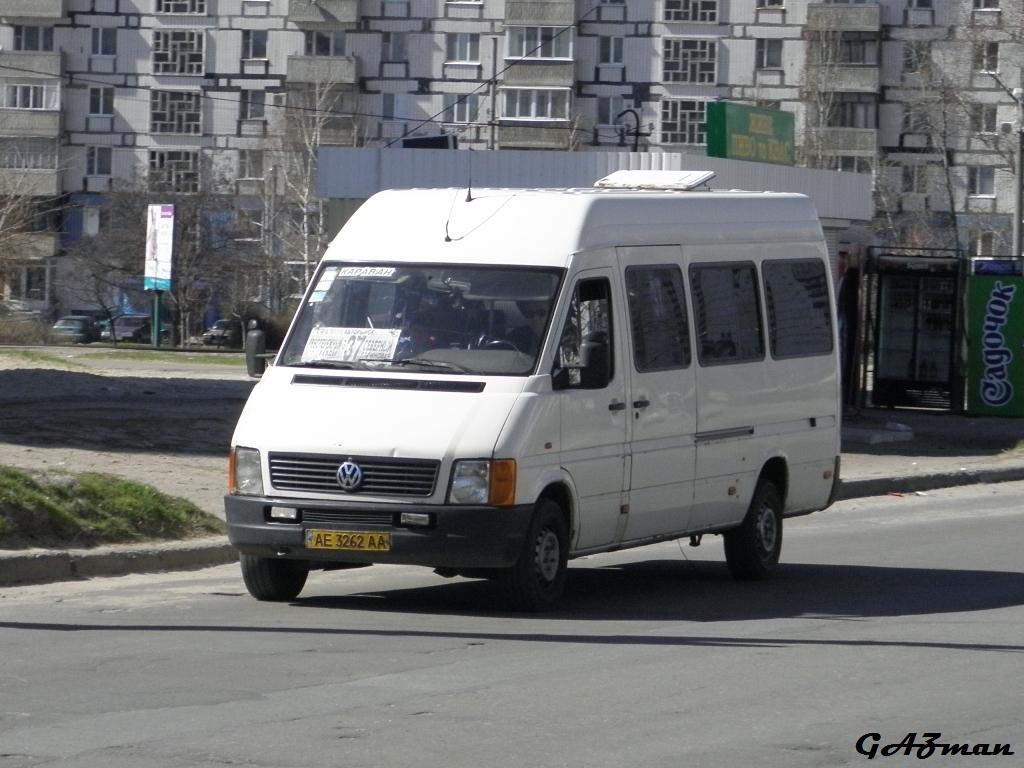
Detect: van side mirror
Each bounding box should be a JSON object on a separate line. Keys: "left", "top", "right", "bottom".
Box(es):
{"left": 552, "top": 334, "right": 610, "bottom": 390}
{"left": 245, "top": 329, "right": 267, "bottom": 378}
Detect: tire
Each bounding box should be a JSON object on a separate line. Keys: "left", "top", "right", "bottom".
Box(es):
{"left": 723, "top": 480, "right": 783, "bottom": 581}
{"left": 240, "top": 554, "right": 310, "bottom": 601}
{"left": 497, "top": 500, "right": 569, "bottom": 612}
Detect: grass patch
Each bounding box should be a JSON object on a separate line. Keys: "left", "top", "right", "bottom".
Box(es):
{"left": 0, "top": 349, "right": 86, "bottom": 369}
{"left": 82, "top": 349, "right": 244, "bottom": 367}
{"left": 0, "top": 466, "right": 224, "bottom": 550}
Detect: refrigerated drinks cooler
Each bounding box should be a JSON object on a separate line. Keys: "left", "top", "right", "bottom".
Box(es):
{"left": 872, "top": 258, "right": 958, "bottom": 409}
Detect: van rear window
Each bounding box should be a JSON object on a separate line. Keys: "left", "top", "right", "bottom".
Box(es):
{"left": 763, "top": 259, "right": 833, "bottom": 358}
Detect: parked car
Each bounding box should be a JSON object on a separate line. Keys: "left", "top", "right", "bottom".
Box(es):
{"left": 201, "top": 318, "right": 242, "bottom": 347}
{"left": 51, "top": 315, "right": 101, "bottom": 343}
{"left": 126, "top": 319, "right": 172, "bottom": 344}
{"left": 101, "top": 314, "right": 149, "bottom": 342}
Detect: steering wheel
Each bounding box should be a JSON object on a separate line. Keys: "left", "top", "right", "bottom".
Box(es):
{"left": 474, "top": 334, "right": 520, "bottom": 352}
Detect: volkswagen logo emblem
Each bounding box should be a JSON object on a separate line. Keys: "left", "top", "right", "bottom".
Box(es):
{"left": 336, "top": 460, "right": 363, "bottom": 492}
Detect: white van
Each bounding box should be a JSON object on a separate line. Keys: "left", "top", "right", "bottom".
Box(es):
{"left": 227, "top": 172, "right": 842, "bottom": 610}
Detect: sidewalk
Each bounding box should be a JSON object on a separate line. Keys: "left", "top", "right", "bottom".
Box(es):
{"left": 2, "top": 407, "right": 1023, "bottom": 587}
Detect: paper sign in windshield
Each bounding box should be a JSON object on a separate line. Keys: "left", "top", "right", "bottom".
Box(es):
{"left": 302, "top": 327, "right": 401, "bottom": 363}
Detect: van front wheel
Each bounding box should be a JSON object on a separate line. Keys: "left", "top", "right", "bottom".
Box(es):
{"left": 497, "top": 500, "right": 568, "bottom": 612}
{"left": 240, "top": 554, "right": 309, "bottom": 601}
{"left": 723, "top": 480, "right": 783, "bottom": 580}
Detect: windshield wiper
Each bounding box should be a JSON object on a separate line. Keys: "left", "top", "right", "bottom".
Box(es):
{"left": 380, "top": 357, "right": 472, "bottom": 374}
{"left": 292, "top": 359, "right": 373, "bottom": 371}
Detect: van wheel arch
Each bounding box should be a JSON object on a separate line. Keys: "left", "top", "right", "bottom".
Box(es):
{"left": 537, "top": 483, "right": 575, "bottom": 546}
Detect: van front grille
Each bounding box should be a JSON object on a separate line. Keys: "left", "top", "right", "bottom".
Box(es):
{"left": 268, "top": 453, "right": 439, "bottom": 497}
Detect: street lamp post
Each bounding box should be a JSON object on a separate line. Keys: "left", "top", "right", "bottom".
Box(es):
{"left": 615, "top": 108, "right": 642, "bottom": 152}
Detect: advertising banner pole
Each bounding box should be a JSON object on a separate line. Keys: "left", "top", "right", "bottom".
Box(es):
{"left": 144, "top": 204, "right": 174, "bottom": 347}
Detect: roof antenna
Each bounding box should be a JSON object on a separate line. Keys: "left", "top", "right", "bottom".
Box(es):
{"left": 465, "top": 149, "right": 474, "bottom": 202}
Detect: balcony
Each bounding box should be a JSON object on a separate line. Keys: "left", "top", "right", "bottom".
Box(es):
{"left": 319, "top": 116, "right": 357, "bottom": 146}
{"left": 286, "top": 55, "right": 358, "bottom": 86}
{"left": 0, "top": 51, "right": 63, "bottom": 79}
{"left": 0, "top": 0, "right": 67, "bottom": 21}
{"left": 811, "top": 127, "right": 878, "bottom": 154}
{"left": 807, "top": 64, "right": 879, "bottom": 94}
{"left": 498, "top": 123, "right": 570, "bottom": 149}
{"left": 502, "top": 61, "right": 574, "bottom": 88}
{"left": 8, "top": 230, "right": 59, "bottom": 260}
{"left": 287, "top": 0, "right": 357, "bottom": 25}
{"left": 504, "top": 1, "right": 574, "bottom": 26}
{"left": 0, "top": 109, "right": 61, "bottom": 139}
{"left": 0, "top": 168, "right": 60, "bottom": 196}
{"left": 806, "top": 3, "right": 880, "bottom": 32}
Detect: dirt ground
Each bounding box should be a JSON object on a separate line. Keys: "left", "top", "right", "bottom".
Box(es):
{"left": 0, "top": 348, "right": 254, "bottom": 520}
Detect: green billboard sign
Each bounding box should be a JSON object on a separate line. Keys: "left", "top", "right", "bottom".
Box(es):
{"left": 706, "top": 102, "right": 794, "bottom": 166}
{"left": 967, "top": 275, "right": 1024, "bottom": 416}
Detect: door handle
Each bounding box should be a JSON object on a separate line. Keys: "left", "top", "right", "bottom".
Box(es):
{"left": 608, "top": 400, "right": 627, "bottom": 412}
{"left": 633, "top": 398, "right": 651, "bottom": 409}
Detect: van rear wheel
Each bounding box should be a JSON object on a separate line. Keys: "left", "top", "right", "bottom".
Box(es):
{"left": 724, "top": 480, "right": 783, "bottom": 580}
{"left": 240, "top": 554, "right": 309, "bottom": 601}
{"left": 497, "top": 500, "right": 568, "bottom": 612}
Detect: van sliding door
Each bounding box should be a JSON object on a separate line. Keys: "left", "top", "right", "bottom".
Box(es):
{"left": 616, "top": 247, "right": 697, "bottom": 541}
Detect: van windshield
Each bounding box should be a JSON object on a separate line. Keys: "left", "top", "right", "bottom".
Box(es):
{"left": 279, "top": 263, "right": 564, "bottom": 376}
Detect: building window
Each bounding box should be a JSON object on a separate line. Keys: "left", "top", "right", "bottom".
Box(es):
{"left": 973, "top": 0, "right": 999, "bottom": 8}
{"left": 973, "top": 42, "right": 998, "bottom": 72}
{"left": 240, "top": 90, "right": 265, "bottom": 120}
{"left": 599, "top": 36, "right": 624, "bottom": 65}
{"left": 305, "top": 31, "right": 345, "bottom": 57}
{"left": 663, "top": 39, "right": 717, "bottom": 83}
{"left": 242, "top": 30, "right": 268, "bottom": 60}
{"left": 970, "top": 103, "right": 998, "bottom": 133}
{"left": 909, "top": 0, "right": 932, "bottom": 7}
{"left": 152, "top": 30, "right": 205, "bottom": 75}
{"left": 506, "top": 27, "right": 573, "bottom": 59}
{"left": 151, "top": 90, "right": 202, "bottom": 134}
{"left": 91, "top": 28, "right": 117, "bottom": 56}
{"left": 149, "top": 149, "right": 200, "bottom": 193}
{"left": 238, "top": 149, "right": 263, "bottom": 179}
{"left": 664, "top": 0, "right": 718, "bottom": 22}
{"left": 838, "top": 32, "right": 878, "bottom": 64}
{"left": 86, "top": 146, "right": 112, "bottom": 176}
{"left": 832, "top": 156, "right": 872, "bottom": 173}
{"left": 902, "top": 165, "right": 928, "bottom": 193}
{"left": 597, "top": 94, "right": 626, "bottom": 125}
{"left": 155, "top": 0, "right": 206, "bottom": 12}
{"left": 446, "top": 33, "right": 480, "bottom": 63}
{"left": 443, "top": 93, "right": 479, "bottom": 123}
{"left": 13, "top": 26, "right": 54, "bottom": 52}
{"left": 903, "top": 41, "right": 930, "bottom": 73}
{"left": 759, "top": 0, "right": 784, "bottom": 6}
{"left": 661, "top": 99, "right": 706, "bottom": 144}
{"left": 382, "top": 31, "right": 408, "bottom": 62}
{"left": 827, "top": 94, "right": 876, "bottom": 129}
{"left": 755, "top": 39, "right": 782, "bottom": 69}
{"left": 968, "top": 166, "right": 995, "bottom": 196}
{"left": 502, "top": 88, "right": 570, "bottom": 120}
{"left": 88, "top": 86, "right": 114, "bottom": 115}
{"left": 969, "top": 230, "right": 996, "bottom": 256}
{"left": 0, "top": 82, "right": 60, "bottom": 110}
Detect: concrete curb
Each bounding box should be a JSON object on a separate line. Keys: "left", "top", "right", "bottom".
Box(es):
{"left": 837, "top": 466, "right": 1024, "bottom": 501}
{"left": 0, "top": 536, "right": 238, "bottom": 587}
{"left": 4, "top": 467, "right": 1024, "bottom": 588}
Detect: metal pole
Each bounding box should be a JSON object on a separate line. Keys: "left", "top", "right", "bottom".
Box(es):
{"left": 488, "top": 36, "right": 498, "bottom": 151}
{"left": 1014, "top": 89, "right": 1024, "bottom": 257}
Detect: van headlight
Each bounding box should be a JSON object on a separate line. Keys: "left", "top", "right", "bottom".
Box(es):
{"left": 230, "top": 446, "right": 264, "bottom": 496}
{"left": 448, "top": 459, "right": 516, "bottom": 507}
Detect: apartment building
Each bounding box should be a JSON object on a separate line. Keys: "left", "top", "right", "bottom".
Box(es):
{"left": 0, "top": 0, "right": 1020, "bottom": 315}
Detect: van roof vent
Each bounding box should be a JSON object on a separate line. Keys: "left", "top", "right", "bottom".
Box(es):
{"left": 593, "top": 170, "right": 716, "bottom": 191}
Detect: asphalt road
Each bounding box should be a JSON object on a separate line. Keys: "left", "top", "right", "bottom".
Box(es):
{"left": 1, "top": 481, "right": 1022, "bottom": 768}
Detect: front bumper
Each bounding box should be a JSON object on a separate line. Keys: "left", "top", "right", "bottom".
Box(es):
{"left": 225, "top": 495, "right": 534, "bottom": 568}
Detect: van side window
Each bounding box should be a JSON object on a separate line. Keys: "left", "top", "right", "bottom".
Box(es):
{"left": 556, "top": 277, "right": 613, "bottom": 389}
{"left": 625, "top": 265, "right": 691, "bottom": 371}
{"left": 763, "top": 258, "right": 834, "bottom": 358}
{"left": 689, "top": 262, "right": 764, "bottom": 365}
